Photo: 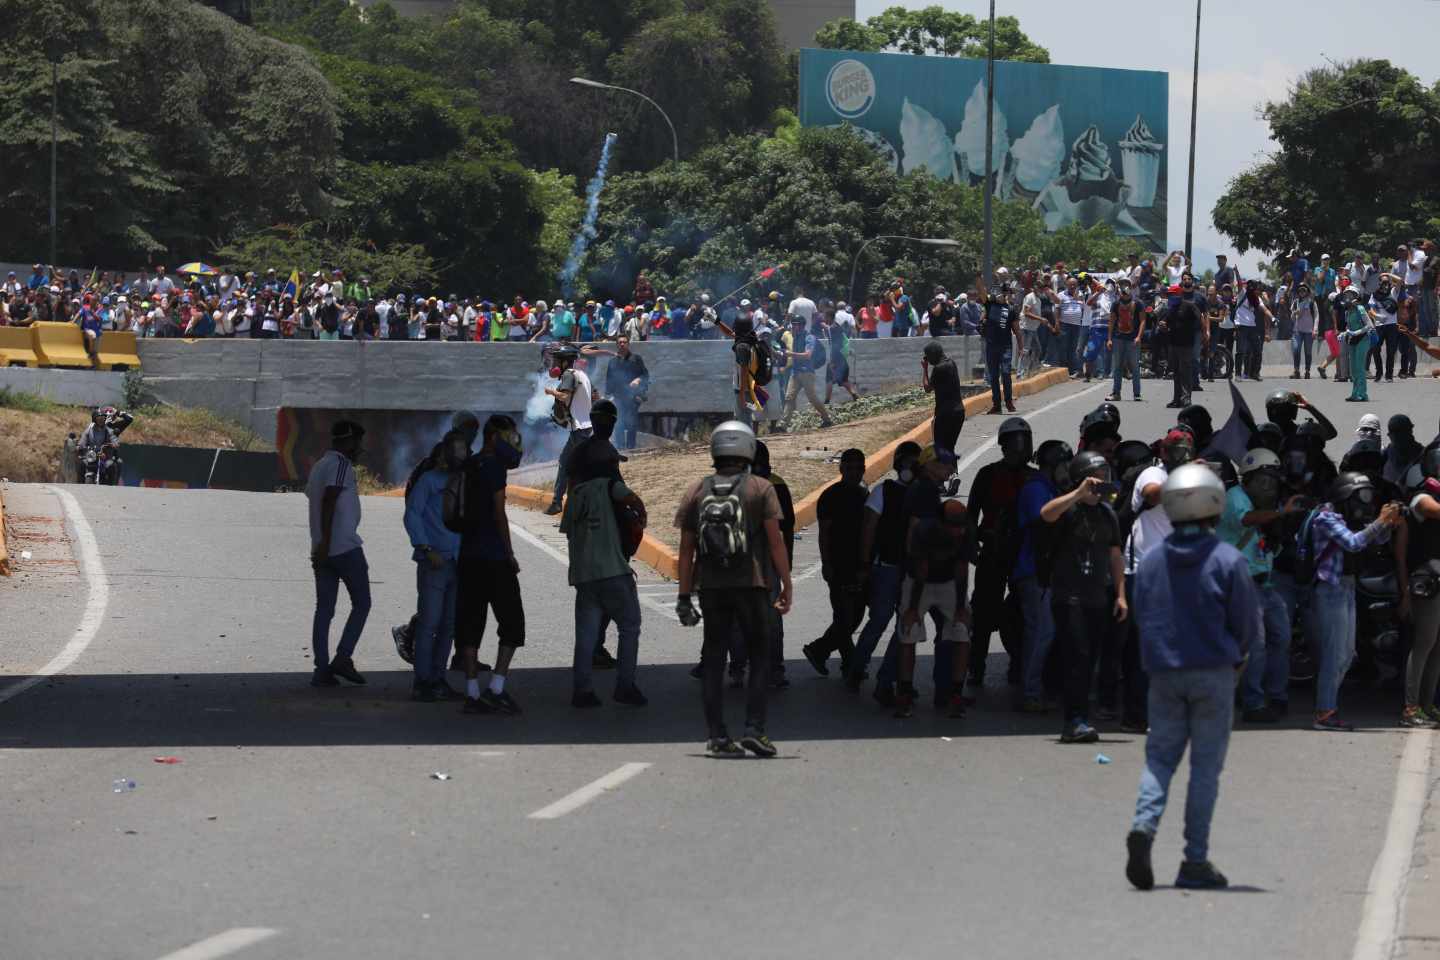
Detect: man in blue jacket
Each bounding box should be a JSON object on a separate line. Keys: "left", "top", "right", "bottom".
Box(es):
{"left": 1126, "top": 464, "right": 1261, "bottom": 891}
{"left": 402, "top": 429, "right": 466, "bottom": 701}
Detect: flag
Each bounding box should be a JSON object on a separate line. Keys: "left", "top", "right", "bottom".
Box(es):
{"left": 757, "top": 264, "right": 785, "bottom": 280}
{"left": 284, "top": 269, "right": 300, "bottom": 299}
{"left": 88, "top": 266, "right": 98, "bottom": 288}
{"left": 1207, "top": 381, "right": 1260, "bottom": 464}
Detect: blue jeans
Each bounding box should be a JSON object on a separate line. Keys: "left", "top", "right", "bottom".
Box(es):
{"left": 1313, "top": 577, "right": 1357, "bottom": 714}
{"left": 851, "top": 564, "right": 901, "bottom": 680}
{"left": 413, "top": 558, "right": 457, "bottom": 685}
{"left": 312, "top": 547, "right": 371, "bottom": 668}
{"left": 1241, "top": 583, "right": 1291, "bottom": 709}
{"left": 1060, "top": 323, "right": 1083, "bottom": 374}
{"left": 875, "top": 578, "right": 955, "bottom": 695}
{"left": 985, "top": 341, "right": 1013, "bottom": 408}
{"left": 1110, "top": 339, "right": 1141, "bottom": 398}
{"left": 573, "top": 574, "right": 641, "bottom": 694}
{"left": 1132, "top": 666, "right": 1234, "bottom": 863}
{"left": 1013, "top": 575, "right": 1054, "bottom": 700}
{"left": 1291, "top": 332, "right": 1313, "bottom": 371}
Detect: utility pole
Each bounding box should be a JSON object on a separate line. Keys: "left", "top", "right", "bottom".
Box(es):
{"left": 50, "top": 59, "right": 58, "bottom": 268}
{"left": 1184, "top": 0, "right": 1201, "bottom": 262}
{"left": 982, "top": 0, "right": 995, "bottom": 287}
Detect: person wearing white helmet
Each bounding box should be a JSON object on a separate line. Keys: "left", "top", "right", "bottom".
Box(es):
{"left": 1126, "top": 464, "right": 1260, "bottom": 892}
{"left": 1218, "top": 449, "right": 1308, "bottom": 722}
{"left": 673, "top": 420, "right": 793, "bottom": 758}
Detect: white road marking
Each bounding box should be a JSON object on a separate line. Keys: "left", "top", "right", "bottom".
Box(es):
{"left": 528, "top": 762, "right": 652, "bottom": 820}
{"left": 795, "top": 560, "right": 824, "bottom": 581}
{"left": 1350, "top": 728, "right": 1436, "bottom": 960}
{"left": 154, "top": 927, "right": 278, "bottom": 960}
{"left": 953, "top": 382, "right": 1107, "bottom": 478}
{"left": 0, "top": 487, "right": 109, "bottom": 706}
{"left": 509, "top": 524, "right": 679, "bottom": 622}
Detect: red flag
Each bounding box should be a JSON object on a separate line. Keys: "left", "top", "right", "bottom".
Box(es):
{"left": 758, "top": 265, "right": 782, "bottom": 280}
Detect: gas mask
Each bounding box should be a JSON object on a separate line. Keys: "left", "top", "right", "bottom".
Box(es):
{"left": 1161, "top": 441, "right": 1194, "bottom": 471}
{"left": 896, "top": 457, "right": 917, "bottom": 485}
{"left": 1000, "top": 435, "right": 1032, "bottom": 468}
{"left": 1341, "top": 487, "right": 1378, "bottom": 530}
{"left": 493, "top": 428, "right": 524, "bottom": 470}
{"left": 1243, "top": 470, "right": 1281, "bottom": 510}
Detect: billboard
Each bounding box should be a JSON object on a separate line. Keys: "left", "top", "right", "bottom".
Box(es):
{"left": 798, "top": 49, "right": 1168, "bottom": 243}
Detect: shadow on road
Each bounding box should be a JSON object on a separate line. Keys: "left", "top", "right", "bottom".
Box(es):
{"left": 0, "top": 658, "right": 1411, "bottom": 750}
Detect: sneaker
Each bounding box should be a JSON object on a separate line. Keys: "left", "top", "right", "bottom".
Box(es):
{"left": 1126, "top": 830, "right": 1155, "bottom": 891}
{"left": 741, "top": 732, "right": 778, "bottom": 758}
{"left": 707, "top": 737, "right": 745, "bottom": 759}
{"left": 461, "top": 695, "right": 493, "bottom": 715}
{"left": 1242, "top": 705, "right": 1279, "bottom": 723}
{"left": 987, "top": 405, "right": 1002, "bottom": 415}
{"left": 689, "top": 661, "right": 705, "bottom": 679}
{"left": 873, "top": 684, "right": 896, "bottom": 709}
{"left": 1105, "top": 394, "right": 1121, "bottom": 402}
{"left": 482, "top": 689, "right": 522, "bottom": 715}
{"left": 391, "top": 624, "right": 414, "bottom": 664}
{"left": 411, "top": 683, "right": 438, "bottom": 703}
{"left": 947, "top": 692, "right": 968, "bottom": 719}
{"left": 571, "top": 690, "right": 603, "bottom": 709}
{"left": 1120, "top": 719, "right": 1148, "bottom": 735}
{"left": 728, "top": 668, "right": 746, "bottom": 689}
{"left": 1019, "top": 697, "right": 1048, "bottom": 714}
{"left": 543, "top": 502, "right": 563, "bottom": 516}
{"left": 614, "top": 685, "right": 648, "bottom": 707}
{"left": 1175, "top": 860, "right": 1229, "bottom": 890}
{"left": 310, "top": 668, "right": 339, "bottom": 688}
{"left": 1005, "top": 402, "right": 1017, "bottom": 413}
{"left": 1061, "top": 721, "right": 1099, "bottom": 743}
{"left": 1133, "top": 395, "right": 1143, "bottom": 402}
{"left": 894, "top": 690, "right": 915, "bottom": 719}
{"left": 1399, "top": 706, "right": 1432, "bottom": 728}
{"left": 801, "top": 642, "right": 830, "bottom": 677}
{"left": 1165, "top": 400, "right": 1185, "bottom": 409}
{"left": 1422, "top": 705, "right": 1440, "bottom": 724}
{"left": 1318, "top": 367, "right": 1327, "bottom": 379}
{"left": 432, "top": 679, "right": 461, "bottom": 701}
{"left": 1312, "top": 710, "right": 1353, "bottom": 732}
{"left": 592, "top": 646, "right": 619, "bottom": 669}
{"left": 328, "top": 656, "right": 366, "bottom": 685}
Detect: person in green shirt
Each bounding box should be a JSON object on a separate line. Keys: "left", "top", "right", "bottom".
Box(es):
{"left": 1338, "top": 288, "right": 1374, "bottom": 402}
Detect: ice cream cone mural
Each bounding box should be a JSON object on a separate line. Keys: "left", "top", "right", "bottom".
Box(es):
{"left": 954, "top": 80, "right": 1010, "bottom": 183}
{"left": 1011, "top": 104, "right": 1065, "bottom": 192}
{"left": 1119, "top": 113, "right": 1162, "bottom": 208}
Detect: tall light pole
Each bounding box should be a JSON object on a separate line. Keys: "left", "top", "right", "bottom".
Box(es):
{"left": 569, "top": 77, "right": 678, "bottom": 164}
{"left": 849, "top": 235, "right": 960, "bottom": 306}
{"left": 981, "top": 0, "right": 996, "bottom": 288}
{"left": 50, "top": 59, "right": 58, "bottom": 268}
{"left": 1184, "top": 0, "right": 1201, "bottom": 263}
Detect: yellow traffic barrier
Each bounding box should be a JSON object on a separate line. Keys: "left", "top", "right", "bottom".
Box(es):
{"left": 30, "top": 321, "right": 95, "bottom": 369}
{"left": 95, "top": 330, "right": 141, "bottom": 371}
{"left": 0, "top": 327, "right": 41, "bottom": 367}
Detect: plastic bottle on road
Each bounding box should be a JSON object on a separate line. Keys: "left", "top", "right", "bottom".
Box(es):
{"left": 112, "top": 778, "right": 136, "bottom": 793}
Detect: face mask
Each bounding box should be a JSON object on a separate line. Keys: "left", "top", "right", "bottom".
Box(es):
{"left": 1244, "top": 472, "right": 1280, "bottom": 509}
{"left": 897, "top": 467, "right": 915, "bottom": 484}
{"left": 494, "top": 430, "right": 523, "bottom": 470}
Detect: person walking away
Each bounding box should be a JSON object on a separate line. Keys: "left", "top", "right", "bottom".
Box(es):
{"left": 674, "top": 421, "right": 793, "bottom": 758}
{"left": 454, "top": 416, "right": 528, "bottom": 715}
{"left": 544, "top": 345, "right": 595, "bottom": 515}
{"left": 965, "top": 418, "right": 1034, "bottom": 697}
{"left": 1336, "top": 288, "right": 1375, "bottom": 402}
{"left": 602, "top": 334, "right": 650, "bottom": 450}
{"left": 1305, "top": 473, "right": 1402, "bottom": 730}
{"left": 403, "top": 430, "right": 466, "bottom": 701}
{"left": 561, "top": 400, "right": 648, "bottom": 708}
{"left": 1290, "top": 282, "right": 1317, "bottom": 378}
{"left": 307, "top": 421, "right": 371, "bottom": 688}
{"left": 975, "top": 274, "right": 1024, "bottom": 414}
{"left": 1126, "top": 464, "right": 1260, "bottom": 891}
{"left": 1106, "top": 279, "right": 1149, "bottom": 402}
{"left": 1217, "top": 450, "right": 1304, "bottom": 721}
{"left": 780, "top": 315, "right": 833, "bottom": 428}
{"left": 845, "top": 442, "right": 923, "bottom": 697}
{"left": 801, "top": 449, "right": 869, "bottom": 676}
{"left": 922, "top": 340, "right": 965, "bottom": 459}
{"left": 1399, "top": 447, "right": 1440, "bottom": 726}
{"left": 894, "top": 462, "right": 971, "bottom": 720}
{"left": 1163, "top": 278, "right": 1205, "bottom": 408}
{"left": 824, "top": 306, "right": 860, "bottom": 404}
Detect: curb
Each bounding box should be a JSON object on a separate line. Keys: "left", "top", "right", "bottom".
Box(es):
{"left": 0, "top": 486, "right": 10, "bottom": 576}
{"left": 505, "top": 484, "right": 679, "bottom": 580}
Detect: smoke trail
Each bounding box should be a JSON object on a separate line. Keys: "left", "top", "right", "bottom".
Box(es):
{"left": 559, "top": 132, "right": 618, "bottom": 297}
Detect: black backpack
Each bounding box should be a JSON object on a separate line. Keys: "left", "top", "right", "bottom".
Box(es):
{"left": 809, "top": 335, "right": 828, "bottom": 371}
{"left": 1292, "top": 507, "right": 1323, "bottom": 586}
{"left": 696, "top": 474, "right": 750, "bottom": 569}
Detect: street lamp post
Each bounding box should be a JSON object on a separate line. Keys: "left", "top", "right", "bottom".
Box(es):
{"left": 1184, "top": 0, "right": 1201, "bottom": 263}
{"left": 569, "top": 77, "right": 679, "bottom": 164}
{"left": 50, "top": 59, "right": 58, "bottom": 268}
{"left": 848, "top": 235, "right": 960, "bottom": 306}
{"left": 982, "top": 0, "right": 996, "bottom": 289}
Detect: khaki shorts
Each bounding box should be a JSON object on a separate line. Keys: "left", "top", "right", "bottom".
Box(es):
{"left": 899, "top": 578, "right": 970, "bottom": 646}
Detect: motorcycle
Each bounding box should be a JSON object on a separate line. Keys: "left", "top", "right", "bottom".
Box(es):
{"left": 79, "top": 442, "right": 122, "bottom": 485}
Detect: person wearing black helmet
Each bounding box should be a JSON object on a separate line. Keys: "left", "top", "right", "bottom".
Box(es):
{"left": 1265, "top": 389, "right": 1337, "bottom": 443}
{"left": 1039, "top": 449, "right": 1128, "bottom": 743}
{"left": 1306, "top": 473, "right": 1404, "bottom": 730}
{"left": 963, "top": 417, "right": 1034, "bottom": 697}
{"left": 1079, "top": 406, "right": 1121, "bottom": 463}
{"left": 1012, "top": 439, "right": 1073, "bottom": 710}
{"left": 1383, "top": 415, "right": 1423, "bottom": 487}
{"left": 544, "top": 344, "right": 596, "bottom": 515}
{"left": 1175, "top": 405, "right": 1213, "bottom": 450}
{"left": 922, "top": 340, "right": 965, "bottom": 458}
{"left": 975, "top": 272, "right": 1024, "bottom": 414}
{"left": 1399, "top": 448, "right": 1440, "bottom": 727}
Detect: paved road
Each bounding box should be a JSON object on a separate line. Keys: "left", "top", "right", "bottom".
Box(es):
{"left": 2, "top": 374, "right": 1438, "bottom": 960}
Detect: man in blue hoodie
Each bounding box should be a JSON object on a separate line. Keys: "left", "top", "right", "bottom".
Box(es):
{"left": 402, "top": 429, "right": 466, "bottom": 702}
{"left": 1126, "top": 464, "right": 1261, "bottom": 892}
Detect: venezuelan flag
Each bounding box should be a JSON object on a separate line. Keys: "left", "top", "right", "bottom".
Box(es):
{"left": 283, "top": 269, "right": 300, "bottom": 299}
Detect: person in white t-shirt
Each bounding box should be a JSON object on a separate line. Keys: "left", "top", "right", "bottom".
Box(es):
{"left": 306, "top": 419, "right": 371, "bottom": 688}
{"left": 833, "top": 301, "right": 856, "bottom": 334}
{"left": 787, "top": 289, "right": 817, "bottom": 324}
{"left": 544, "top": 345, "right": 596, "bottom": 514}
{"left": 1124, "top": 431, "right": 1193, "bottom": 577}
{"left": 1162, "top": 251, "right": 1189, "bottom": 285}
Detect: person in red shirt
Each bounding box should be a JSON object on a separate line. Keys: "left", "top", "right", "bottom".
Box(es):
{"left": 858, "top": 296, "right": 879, "bottom": 338}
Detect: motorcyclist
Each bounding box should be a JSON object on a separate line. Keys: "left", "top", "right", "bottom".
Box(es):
{"left": 1264, "top": 390, "right": 1337, "bottom": 443}
{"left": 77, "top": 406, "right": 133, "bottom": 484}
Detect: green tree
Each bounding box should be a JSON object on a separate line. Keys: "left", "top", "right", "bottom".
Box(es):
{"left": 214, "top": 222, "right": 438, "bottom": 291}
{"left": 815, "top": 5, "right": 1049, "bottom": 62}
{"left": 1213, "top": 59, "right": 1440, "bottom": 257}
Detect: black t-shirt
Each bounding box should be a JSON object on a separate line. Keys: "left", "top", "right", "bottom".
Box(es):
{"left": 981, "top": 300, "right": 1016, "bottom": 346}
{"left": 570, "top": 435, "right": 624, "bottom": 487}
{"left": 817, "top": 480, "right": 869, "bottom": 582}
{"left": 1109, "top": 299, "right": 1147, "bottom": 341}
{"left": 1048, "top": 502, "right": 1120, "bottom": 607}
{"left": 929, "top": 359, "right": 963, "bottom": 414}
{"left": 1166, "top": 296, "right": 1204, "bottom": 348}
{"left": 928, "top": 301, "right": 956, "bottom": 336}
{"left": 458, "top": 455, "right": 509, "bottom": 561}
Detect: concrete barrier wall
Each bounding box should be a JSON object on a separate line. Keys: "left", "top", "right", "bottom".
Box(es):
{"left": 0, "top": 367, "right": 127, "bottom": 407}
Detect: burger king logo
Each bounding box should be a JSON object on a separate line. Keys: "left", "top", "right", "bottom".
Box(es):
{"left": 826, "top": 59, "right": 875, "bottom": 120}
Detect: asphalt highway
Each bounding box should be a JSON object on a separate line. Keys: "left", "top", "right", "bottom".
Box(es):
{"left": 2, "top": 372, "right": 1437, "bottom": 960}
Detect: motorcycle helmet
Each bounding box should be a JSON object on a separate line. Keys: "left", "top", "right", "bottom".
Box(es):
{"left": 997, "top": 417, "right": 1033, "bottom": 466}
{"left": 1328, "top": 471, "right": 1379, "bottom": 528}
{"left": 1265, "top": 389, "right": 1299, "bottom": 427}
{"left": 1159, "top": 428, "right": 1195, "bottom": 470}
{"left": 710, "top": 420, "right": 757, "bottom": 465}
{"left": 1161, "top": 463, "right": 1226, "bottom": 524}
{"left": 1034, "top": 439, "right": 1074, "bottom": 489}
{"left": 1177, "top": 404, "right": 1214, "bottom": 449}
{"left": 1239, "top": 448, "right": 1281, "bottom": 476}
{"left": 1340, "top": 438, "right": 1384, "bottom": 477}
{"left": 1239, "top": 448, "right": 1282, "bottom": 507}
{"left": 1248, "top": 422, "right": 1285, "bottom": 454}
{"left": 1069, "top": 449, "right": 1112, "bottom": 488}
{"left": 1081, "top": 407, "right": 1120, "bottom": 444}
{"left": 1114, "top": 439, "right": 1155, "bottom": 478}
{"left": 1097, "top": 402, "right": 1121, "bottom": 432}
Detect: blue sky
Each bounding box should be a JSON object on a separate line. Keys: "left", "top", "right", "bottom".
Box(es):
{"left": 854, "top": 0, "right": 1440, "bottom": 272}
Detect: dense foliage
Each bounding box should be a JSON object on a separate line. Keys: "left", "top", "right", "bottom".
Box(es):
{"left": 814, "top": 5, "right": 1049, "bottom": 62}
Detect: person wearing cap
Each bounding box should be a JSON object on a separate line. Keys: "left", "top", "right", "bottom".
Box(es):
{"left": 780, "top": 314, "right": 833, "bottom": 429}
{"left": 1125, "top": 464, "right": 1262, "bottom": 892}
{"left": 545, "top": 345, "right": 597, "bottom": 515}
{"left": 306, "top": 420, "right": 371, "bottom": 688}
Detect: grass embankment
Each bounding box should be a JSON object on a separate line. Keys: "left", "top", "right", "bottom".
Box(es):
{"left": 0, "top": 388, "right": 271, "bottom": 483}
